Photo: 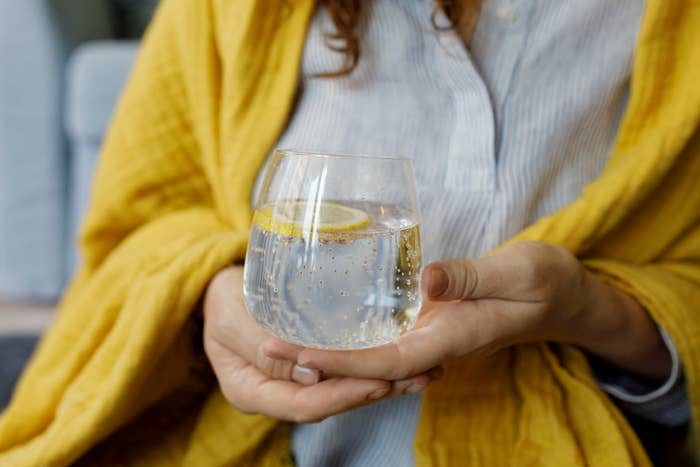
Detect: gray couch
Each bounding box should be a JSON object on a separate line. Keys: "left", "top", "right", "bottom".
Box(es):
{"left": 0, "top": 0, "right": 155, "bottom": 301}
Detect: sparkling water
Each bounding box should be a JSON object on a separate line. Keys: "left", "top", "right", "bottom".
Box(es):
{"left": 244, "top": 203, "right": 422, "bottom": 349}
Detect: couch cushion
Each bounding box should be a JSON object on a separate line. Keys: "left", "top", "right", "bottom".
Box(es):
{"left": 65, "top": 42, "right": 139, "bottom": 276}
{"left": 66, "top": 41, "right": 139, "bottom": 143}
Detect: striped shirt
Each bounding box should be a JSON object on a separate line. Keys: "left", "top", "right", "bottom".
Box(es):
{"left": 252, "top": 0, "right": 688, "bottom": 465}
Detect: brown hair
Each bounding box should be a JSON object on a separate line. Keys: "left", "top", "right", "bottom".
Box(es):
{"left": 317, "top": 0, "right": 479, "bottom": 77}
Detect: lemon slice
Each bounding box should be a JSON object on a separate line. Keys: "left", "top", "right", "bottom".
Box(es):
{"left": 253, "top": 201, "right": 370, "bottom": 236}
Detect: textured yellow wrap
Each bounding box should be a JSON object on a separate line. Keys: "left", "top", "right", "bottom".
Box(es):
{"left": 1, "top": 0, "right": 698, "bottom": 465}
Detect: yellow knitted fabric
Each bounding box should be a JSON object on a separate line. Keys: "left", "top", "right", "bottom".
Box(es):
{"left": 1, "top": 0, "right": 698, "bottom": 465}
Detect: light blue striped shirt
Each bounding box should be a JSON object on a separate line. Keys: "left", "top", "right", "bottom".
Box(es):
{"left": 254, "top": 1, "right": 689, "bottom": 465}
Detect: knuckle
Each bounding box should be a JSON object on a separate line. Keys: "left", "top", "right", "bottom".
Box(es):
{"left": 254, "top": 343, "right": 296, "bottom": 380}
{"left": 511, "top": 244, "right": 550, "bottom": 288}
{"left": 508, "top": 240, "right": 546, "bottom": 263}
{"left": 453, "top": 260, "right": 480, "bottom": 299}
{"left": 270, "top": 360, "right": 294, "bottom": 381}
{"left": 255, "top": 346, "right": 277, "bottom": 376}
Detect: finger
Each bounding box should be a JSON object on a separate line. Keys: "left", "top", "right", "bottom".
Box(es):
{"left": 207, "top": 268, "right": 270, "bottom": 364}
{"left": 228, "top": 364, "right": 391, "bottom": 423}
{"left": 212, "top": 335, "right": 393, "bottom": 422}
{"left": 262, "top": 338, "right": 306, "bottom": 361}
{"left": 297, "top": 320, "right": 454, "bottom": 381}
{"left": 261, "top": 339, "right": 320, "bottom": 384}
{"left": 207, "top": 327, "right": 297, "bottom": 382}
{"left": 254, "top": 344, "right": 298, "bottom": 381}
{"left": 390, "top": 365, "right": 444, "bottom": 397}
{"left": 207, "top": 270, "right": 302, "bottom": 381}
{"left": 422, "top": 256, "right": 506, "bottom": 301}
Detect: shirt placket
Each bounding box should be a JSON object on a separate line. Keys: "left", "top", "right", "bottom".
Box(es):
{"left": 435, "top": 28, "right": 495, "bottom": 192}
{"left": 473, "top": 0, "right": 534, "bottom": 161}
{"left": 431, "top": 0, "right": 533, "bottom": 194}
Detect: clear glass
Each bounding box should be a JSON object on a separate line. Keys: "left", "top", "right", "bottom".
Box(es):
{"left": 243, "top": 149, "right": 423, "bottom": 349}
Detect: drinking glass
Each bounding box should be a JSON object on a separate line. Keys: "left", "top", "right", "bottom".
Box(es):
{"left": 243, "top": 149, "right": 422, "bottom": 350}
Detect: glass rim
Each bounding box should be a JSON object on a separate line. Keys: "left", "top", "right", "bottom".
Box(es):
{"left": 274, "top": 148, "right": 411, "bottom": 163}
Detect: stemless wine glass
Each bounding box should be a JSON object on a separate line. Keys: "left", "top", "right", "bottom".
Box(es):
{"left": 243, "top": 149, "right": 422, "bottom": 350}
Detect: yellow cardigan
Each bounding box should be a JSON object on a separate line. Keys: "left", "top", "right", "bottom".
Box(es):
{"left": 1, "top": 0, "right": 699, "bottom": 465}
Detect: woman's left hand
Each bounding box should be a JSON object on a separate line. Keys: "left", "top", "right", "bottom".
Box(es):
{"left": 265, "top": 241, "right": 671, "bottom": 385}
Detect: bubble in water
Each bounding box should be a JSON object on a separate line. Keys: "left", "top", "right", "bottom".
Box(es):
{"left": 244, "top": 204, "right": 422, "bottom": 349}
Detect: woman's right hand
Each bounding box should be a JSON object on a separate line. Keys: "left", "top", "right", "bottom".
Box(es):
{"left": 203, "top": 266, "right": 438, "bottom": 423}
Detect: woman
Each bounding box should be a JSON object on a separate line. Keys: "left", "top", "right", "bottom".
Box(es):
{"left": 1, "top": 0, "right": 698, "bottom": 465}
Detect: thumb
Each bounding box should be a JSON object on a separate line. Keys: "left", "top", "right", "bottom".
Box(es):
{"left": 422, "top": 257, "right": 505, "bottom": 301}
{"left": 255, "top": 343, "right": 320, "bottom": 386}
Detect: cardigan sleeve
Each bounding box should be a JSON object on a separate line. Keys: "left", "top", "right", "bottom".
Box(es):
{"left": 584, "top": 259, "right": 700, "bottom": 438}
{"left": 592, "top": 328, "right": 690, "bottom": 427}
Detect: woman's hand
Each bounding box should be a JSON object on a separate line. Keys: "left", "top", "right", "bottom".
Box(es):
{"left": 203, "top": 266, "right": 440, "bottom": 423}
{"left": 266, "top": 241, "right": 671, "bottom": 383}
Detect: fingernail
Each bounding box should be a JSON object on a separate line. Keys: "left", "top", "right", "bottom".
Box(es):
{"left": 292, "top": 364, "right": 320, "bottom": 386}
{"left": 405, "top": 383, "right": 427, "bottom": 394}
{"left": 367, "top": 387, "right": 390, "bottom": 400}
{"left": 428, "top": 268, "right": 449, "bottom": 297}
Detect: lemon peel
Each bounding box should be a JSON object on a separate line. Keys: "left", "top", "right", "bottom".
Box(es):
{"left": 253, "top": 200, "right": 371, "bottom": 237}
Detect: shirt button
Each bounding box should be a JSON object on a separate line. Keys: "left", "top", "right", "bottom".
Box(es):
{"left": 495, "top": 4, "right": 518, "bottom": 24}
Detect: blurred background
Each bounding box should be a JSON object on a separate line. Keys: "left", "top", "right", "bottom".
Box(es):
{"left": 0, "top": 0, "right": 159, "bottom": 409}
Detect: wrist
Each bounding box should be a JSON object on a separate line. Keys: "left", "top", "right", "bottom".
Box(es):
{"left": 570, "top": 270, "right": 671, "bottom": 380}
